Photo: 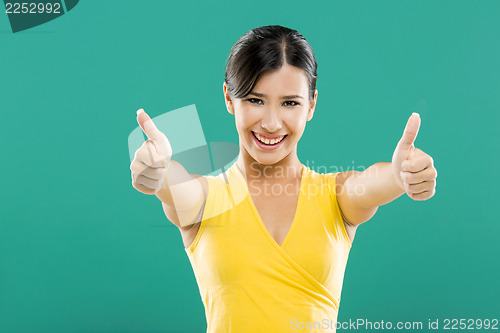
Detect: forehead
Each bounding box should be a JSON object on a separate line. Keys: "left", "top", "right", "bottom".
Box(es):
{"left": 252, "top": 64, "right": 308, "bottom": 95}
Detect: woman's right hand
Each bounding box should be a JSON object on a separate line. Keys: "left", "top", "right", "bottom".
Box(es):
{"left": 130, "top": 109, "right": 173, "bottom": 195}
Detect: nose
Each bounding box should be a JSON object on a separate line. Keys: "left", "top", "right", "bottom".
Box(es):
{"left": 260, "top": 107, "right": 283, "bottom": 133}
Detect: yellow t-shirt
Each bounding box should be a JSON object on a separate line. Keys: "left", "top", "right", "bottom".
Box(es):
{"left": 185, "top": 162, "right": 352, "bottom": 332}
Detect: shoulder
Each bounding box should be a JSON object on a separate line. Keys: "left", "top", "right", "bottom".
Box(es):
{"left": 334, "top": 170, "right": 378, "bottom": 227}
{"left": 199, "top": 170, "right": 230, "bottom": 193}
{"left": 334, "top": 170, "right": 361, "bottom": 187}
{"left": 308, "top": 168, "right": 359, "bottom": 244}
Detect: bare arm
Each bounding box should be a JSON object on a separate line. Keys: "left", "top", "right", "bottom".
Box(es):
{"left": 344, "top": 162, "right": 405, "bottom": 208}
{"left": 337, "top": 162, "right": 405, "bottom": 226}
{"left": 154, "top": 160, "right": 208, "bottom": 228}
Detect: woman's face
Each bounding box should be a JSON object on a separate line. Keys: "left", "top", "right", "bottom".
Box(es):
{"left": 224, "top": 63, "right": 318, "bottom": 166}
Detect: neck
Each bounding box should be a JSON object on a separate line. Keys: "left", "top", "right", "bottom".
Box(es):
{"left": 235, "top": 146, "right": 303, "bottom": 183}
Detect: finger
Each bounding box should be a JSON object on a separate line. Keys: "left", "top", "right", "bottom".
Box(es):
{"left": 408, "top": 189, "right": 435, "bottom": 201}
{"left": 131, "top": 160, "right": 163, "bottom": 180}
{"left": 137, "top": 108, "right": 163, "bottom": 142}
{"left": 141, "top": 165, "right": 168, "bottom": 180}
{"left": 136, "top": 174, "right": 162, "bottom": 190}
{"left": 398, "top": 112, "right": 421, "bottom": 150}
{"left": 132, "top": 181, "right": 157, "bottom": 195}
{"left": 407, "top": 179, "right": 436, "bottom": 194}
{"left": 401, "top": 150, "right": 433, "bottom": 172}
{"left": 400, "top": 166, "right": 437, "bottom": 184}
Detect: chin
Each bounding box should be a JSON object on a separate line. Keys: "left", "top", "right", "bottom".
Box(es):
{"left": 249, "top": 149, "right": 287, "bottom": 166}
{"left": 253, "top": 157, "right": 280, "bottom": 166}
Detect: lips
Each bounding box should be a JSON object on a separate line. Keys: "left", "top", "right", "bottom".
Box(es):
{"left": 252, "top": 131, "right": 287, "bottom": 140}
{"left": 251, "top": 131, "right": 288, "bottom": 150}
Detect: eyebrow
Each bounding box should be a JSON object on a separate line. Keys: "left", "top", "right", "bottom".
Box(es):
{"left": 248, "top": 92, "right": 304, "bottom": 99}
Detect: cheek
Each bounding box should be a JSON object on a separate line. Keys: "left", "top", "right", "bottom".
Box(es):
{"left": 234, "top": 113, "right": 253, "bottom": 138}
{"left": 283, "top": 113, "right": 307, "bottom": 135}
{"left": 236, "top": 110, "right": 259, "bottom": 130}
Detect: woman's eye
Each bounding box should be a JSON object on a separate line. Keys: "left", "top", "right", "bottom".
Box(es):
{"left": 284, "top": 101, "right": 300, "bottom": 107}
{"left": 246, "top": 98, "right": 263, "bottom": 105}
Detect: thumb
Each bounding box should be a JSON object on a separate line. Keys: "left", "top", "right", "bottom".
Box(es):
{"left": 398, "top": 112, "right": 421, "bottom": 150}
{"left": 136, "top": 108, "right": 170, "bottom": 158}
{"left": 137, "top": 108, "right": 163, "bottom": 141}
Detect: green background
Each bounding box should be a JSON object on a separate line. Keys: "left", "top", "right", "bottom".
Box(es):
{"left": 1, "top": 0, "right": 499, "bottom": 332}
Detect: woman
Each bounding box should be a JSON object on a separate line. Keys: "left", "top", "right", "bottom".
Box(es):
{"left": 130, "top": 25, "right": 437, "bottom": 332}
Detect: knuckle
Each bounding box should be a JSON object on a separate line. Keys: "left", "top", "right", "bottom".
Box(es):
{"left": 409, "top": 183, "right": 423, "bottom": 192}
{"left": 132, "top": 181, "right": 143, "bottom": 191}
{"left": 406, "top": 173, "right": 416, "bottom": 184}
{"left": 152, "top": 169, "right": 163, "bottom": 179}
{"left": 133, "top": 148, "right": 141, "bottom": 159}
{"left": 133, "top": 162, "right": 145, "bottom": 174}
{"left": 412, "top": 192, "right": 424, "bottom": 201}
{"left": 137, "top": 175, "right": 147, "bottom": 184}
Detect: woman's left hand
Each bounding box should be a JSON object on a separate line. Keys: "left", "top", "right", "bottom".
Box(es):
{"left": 392, "top": 113, "right": 438, "bottom": 201}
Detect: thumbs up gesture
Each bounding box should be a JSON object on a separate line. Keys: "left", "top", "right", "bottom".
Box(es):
{"left": 130, "top": 109, "right": 173, "bottom": 195}
{"left": 392, "top": 113, "right": 437, "bottom": 201}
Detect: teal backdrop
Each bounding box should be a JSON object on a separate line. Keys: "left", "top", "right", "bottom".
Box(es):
{"left": 1, "top": 0, "right": 499, "bottom": 332}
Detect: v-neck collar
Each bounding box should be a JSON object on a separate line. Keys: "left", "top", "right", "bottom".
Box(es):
{"left": 232, "top": 162, "right": 307, "bottom": 249}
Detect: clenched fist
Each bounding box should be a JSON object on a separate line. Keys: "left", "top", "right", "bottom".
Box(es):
{"left": 130, "top": 109, "right": 173, "bottom": 195}
{"left": 392, "top": 112, "right": 438, "bottom": 201}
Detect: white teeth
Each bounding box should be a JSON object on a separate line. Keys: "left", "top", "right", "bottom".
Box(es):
{"left": 255, "top": 132, "right": 285, "bottom": 145}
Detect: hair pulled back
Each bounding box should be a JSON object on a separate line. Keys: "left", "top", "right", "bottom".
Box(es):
{"left": 224, "top": 25, "right": 318, "bottom": 102}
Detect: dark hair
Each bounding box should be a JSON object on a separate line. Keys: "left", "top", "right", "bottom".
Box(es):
{"left": 224, "top": 25, "right": 318, "bottom": 103}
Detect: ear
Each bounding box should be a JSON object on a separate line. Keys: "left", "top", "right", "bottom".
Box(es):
{"left": 306, "top": 89, "right": 318, "bottom": 121}
{"left": 223, "top": 81, "right": 235, "bottom": 115}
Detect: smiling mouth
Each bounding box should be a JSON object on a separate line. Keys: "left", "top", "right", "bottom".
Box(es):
{"left": 252, "top": 131, "right": 288, "bottom": 145}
